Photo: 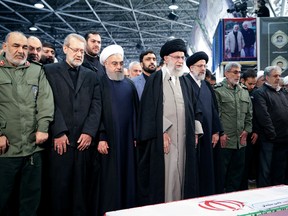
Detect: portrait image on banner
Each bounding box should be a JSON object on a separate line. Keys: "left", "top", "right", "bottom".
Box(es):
{"left": 223, "top": 18, "right": 256, "bottom": 61}
{"left": 269, "top": 23, "right": 288, "bottom": 73}
{"left": 258, "top": 17, "right": 288, "bottom": 73}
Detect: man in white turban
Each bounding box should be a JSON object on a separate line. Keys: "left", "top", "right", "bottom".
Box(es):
{"left": 99, "top": 44, "right": 125, "bottom": 81}
{"left": 256, "top": 70, "right": 265, "bottom": 88}
{"left": 91, "top": 44, "right": 139, "bottom": 215}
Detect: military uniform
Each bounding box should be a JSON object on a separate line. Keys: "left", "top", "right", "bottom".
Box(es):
{"left": 214, "top": 80, "right": 252, "bottom": 149}
{"left": 0, "top": 54, "right": 54, "bottom": 216}
{"left": 214, "top": 78, "right": 252, "bottom": 192}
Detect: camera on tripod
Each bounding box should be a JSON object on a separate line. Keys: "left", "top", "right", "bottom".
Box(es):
{"left": 227, "top": 0, "right": 248, "bottom": 17}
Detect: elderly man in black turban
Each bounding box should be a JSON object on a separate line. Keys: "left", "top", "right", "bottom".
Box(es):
{"left": 137, "top": 39, "right": 203, "bottom": 206}
{"left": 186, "top": 51, "right": 223, "bottom": 196}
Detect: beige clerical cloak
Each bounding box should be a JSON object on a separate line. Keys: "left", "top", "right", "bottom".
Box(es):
{"left": 163, "top": 72, "right": 186, "bottom": 202}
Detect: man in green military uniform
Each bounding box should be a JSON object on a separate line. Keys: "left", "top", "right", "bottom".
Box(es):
{"left": 0, "top": 31, "right": 54, "bottom": 216}
{"left": 214, "top": 62, "right": 252, "bottom": 193}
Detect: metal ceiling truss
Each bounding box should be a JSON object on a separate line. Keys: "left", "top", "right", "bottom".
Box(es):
{"left": 0, "top": 0, "right": 202, "bottom": 63}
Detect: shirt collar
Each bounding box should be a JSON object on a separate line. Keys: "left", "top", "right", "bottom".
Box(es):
{"left": 189, "top": 72, "right": 201, "bottom": 87}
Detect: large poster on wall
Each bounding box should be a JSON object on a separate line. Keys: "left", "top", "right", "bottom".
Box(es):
{"left": 258, "top": 17, "right": 288, "bottom": 74}
{"left": 223, "top": 18, "right": 256, "bottom": 62}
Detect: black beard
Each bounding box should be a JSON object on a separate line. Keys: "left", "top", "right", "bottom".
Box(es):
{"left": 40, "top": 56, "right": 54, "bottom": 65}
{"left": 143, "top": 65, "right": 156, "bottom": 74}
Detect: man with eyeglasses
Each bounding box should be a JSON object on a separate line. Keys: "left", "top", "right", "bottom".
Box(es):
{"left": 94, "top": 44, "right": 139, "bottom": 215}
{"left": 252, "top": 66, "right": 288, "bottom": 187}
{"left": 186, "top": 51, "right": 222, "bottom": 196}
{"left": 137, "top": 39, "right": 203, "bottom": 205}
{"left": 44, "top": 33, "right": 101, "bottom": 216}
{"left": 214, "top": 62, "right": 252, "bottom": 193}
{"left": 27, "top": 36, "right": 42, "bottom": 62}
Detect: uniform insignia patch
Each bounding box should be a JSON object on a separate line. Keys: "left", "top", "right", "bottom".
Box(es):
{"left": 0, "top": 60, "right": 5, "bottom": 66}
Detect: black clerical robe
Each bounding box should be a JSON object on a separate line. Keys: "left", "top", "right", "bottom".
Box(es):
{"left": 93, "top": 75, "right": 139, "bottom": 216}
{"left": 186, "top": 75, "right": 222, "bottom": 196}
{"left": 137, "top": 71, "right": 200, "bottom": 206}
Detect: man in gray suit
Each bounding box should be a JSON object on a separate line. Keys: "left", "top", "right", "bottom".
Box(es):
{"left": 132, "top": 50, "right": 157, "bottom": 99}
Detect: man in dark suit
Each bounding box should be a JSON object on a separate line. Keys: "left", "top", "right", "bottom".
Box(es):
{"left": 44, "top": 33, "right": 101, "bottom": 216}
{"left": 131, "top": 50, "right": 157, "bottom": 99}
{"left": 82, "top": 31, "right": 105, "bottom": 76}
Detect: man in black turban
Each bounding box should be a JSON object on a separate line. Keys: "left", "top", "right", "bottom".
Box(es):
{"left": 160, "top": 38, "right": 187, "bottom": 59}
{"left": 186, "top": 51, "right": 223, "bottom": 196}
{"left": 137, "top": 39, "right": 202, "bottom": 206}
{"left": 186, "top": 51, "right": 208, "bottom": 68}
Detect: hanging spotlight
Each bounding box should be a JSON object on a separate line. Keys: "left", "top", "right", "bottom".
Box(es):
{"left": 168, "top": 11, "right": 179, "bottom": 21}
{"left": 169, "top": 0, "right": 179, "bottom": 10}
{"left": 34, "top": 1, "right": 44, "bottom": 9}
{"left": 136, "top": 43, "right": 144, "bottom": 50}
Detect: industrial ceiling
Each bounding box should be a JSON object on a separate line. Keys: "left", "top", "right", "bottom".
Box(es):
{"left": 0, "top": 0, "right": 201, "bottom": 63}
{"left": 0, "top": 0, "right": 287, "bottom": 64}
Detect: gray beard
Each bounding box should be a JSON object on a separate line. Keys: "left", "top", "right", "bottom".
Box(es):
{"left": 106, "top": 70, "right": 124, "bottom": 81}
{"left": 192, "top": 72, "right": 205, "bottom": 81}
{"left": 168, "top": 67, "right": 184, "bottom": 77}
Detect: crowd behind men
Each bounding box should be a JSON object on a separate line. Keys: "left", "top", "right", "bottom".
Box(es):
{"left": 0, "top": 30, "right": 288, "bottom": 216}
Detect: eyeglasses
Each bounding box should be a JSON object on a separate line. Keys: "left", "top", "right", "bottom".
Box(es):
{"left": 193, "top": 64, "right": 208, "bottom": 69}
{"left": 168, "top": 55, "right": 186, "bottom": 61}
{"left": 67, "top": 46, "right": 85, "bottom": 54}
{"left": 228, "top": 70, "right": 241, "bottom": 75}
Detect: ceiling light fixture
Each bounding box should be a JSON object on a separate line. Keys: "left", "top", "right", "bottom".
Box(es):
{"left": 29, "top": 25, "right": 38, "bottom": 31}
{"left": 34, "top": 1, "right": 44, "bottom": 9}
{"left": 169, "top": 0, "right": 179, "bottom": 10}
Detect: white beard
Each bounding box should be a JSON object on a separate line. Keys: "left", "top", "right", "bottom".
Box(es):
{"left": 166, "top": 62, "right": 184, "bottom": 77}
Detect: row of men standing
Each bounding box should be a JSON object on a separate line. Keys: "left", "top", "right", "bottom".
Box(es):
{"left": 0, "top": 31, "right": 218, "bottom": 216}
{"left": 0, "top": 30, "right": 247, "bottom": 216}
{"left": 0, "top": 30, "right": 287, "bottom": 216}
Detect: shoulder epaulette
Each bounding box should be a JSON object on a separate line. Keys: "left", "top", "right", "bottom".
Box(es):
{"left": 0, "top": 60, "right": 5, "bottom": 67}
{"left": 213, "top": 82, "right": 223, "bottom": 88}
{"left": 240, "top": 83, "right": 248, "bottom": 90}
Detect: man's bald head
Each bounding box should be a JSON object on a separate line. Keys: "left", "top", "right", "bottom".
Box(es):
{"left": 27, "top": 36, "right": 42, "bottom": 62}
